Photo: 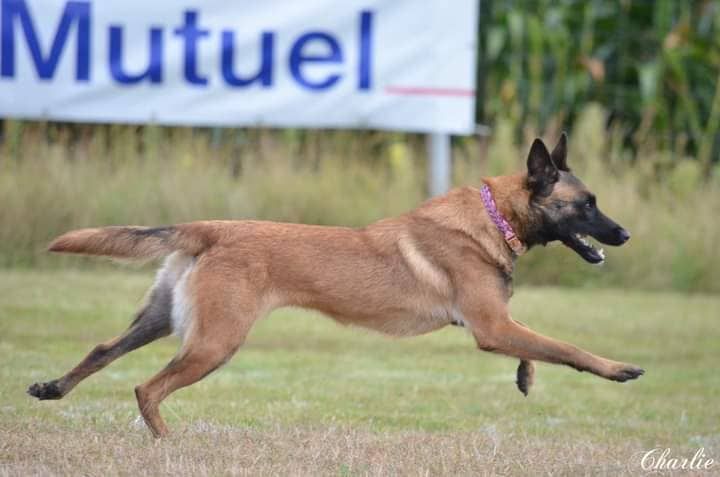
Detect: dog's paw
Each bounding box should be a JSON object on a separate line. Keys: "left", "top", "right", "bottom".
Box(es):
{"left": 607, "top": 363, "right": 645, "bottom": 383}
{"left": 516, "top": 360, "right": 535, "bottom": 396}
{"left": 27, "top": 380, "right": 63, "bottom": 400}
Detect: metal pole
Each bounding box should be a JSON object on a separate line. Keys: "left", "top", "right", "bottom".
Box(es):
{"left": 427, "top": 132, "right": 451, "bottom": 196}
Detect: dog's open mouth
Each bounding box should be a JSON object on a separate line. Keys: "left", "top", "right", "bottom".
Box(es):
{"left": 562, "top": 233, "right": 605, "bottom": 265}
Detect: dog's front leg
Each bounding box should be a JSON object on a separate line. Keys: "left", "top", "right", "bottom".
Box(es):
{"left": 463, "top": 300, "right": 644, "bottom": 383}
{"left": 512, "top": 320, "right": 534, "bottom": 396}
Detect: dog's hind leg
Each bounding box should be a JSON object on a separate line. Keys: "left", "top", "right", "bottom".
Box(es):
{"left": 134, "top": 331, "right": 242, "bottom": 438}
{"left": 134, "top": 266, "right": 262, "bottom": 437}
{"left": 27, "top": 287, "right": 172, "bottom": 401}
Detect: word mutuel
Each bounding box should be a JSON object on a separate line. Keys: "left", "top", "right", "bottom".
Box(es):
{"left": 1, "top": 0, "right": 374, "bottom": 90}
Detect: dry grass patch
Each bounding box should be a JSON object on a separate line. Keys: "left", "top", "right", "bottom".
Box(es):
{"left": 1, "top": 420, "right": 655, "bottom": 476}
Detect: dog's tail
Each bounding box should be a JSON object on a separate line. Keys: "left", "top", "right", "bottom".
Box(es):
{"left": 48, "top": 223, "right": 216, "bottom": 260}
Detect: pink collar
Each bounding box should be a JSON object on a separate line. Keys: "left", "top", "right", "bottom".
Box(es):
{"left": 480, "top": 183, "right": 526, "bottom": 256}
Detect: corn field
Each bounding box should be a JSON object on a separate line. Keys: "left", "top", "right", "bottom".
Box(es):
{"left": 479, "top": 0, "right": 720, "bottom": 169}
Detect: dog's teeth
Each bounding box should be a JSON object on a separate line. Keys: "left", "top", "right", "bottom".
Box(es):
{"left": 593, "top": 248, "right": 606, "bottom": 266}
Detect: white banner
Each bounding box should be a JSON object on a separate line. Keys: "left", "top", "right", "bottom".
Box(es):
{"left": 0, "top": 0, "right": 477, "bottom": 133}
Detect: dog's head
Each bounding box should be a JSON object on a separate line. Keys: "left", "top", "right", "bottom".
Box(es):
{"left": 524, "top": 134, "right": 630, "bottom": 264}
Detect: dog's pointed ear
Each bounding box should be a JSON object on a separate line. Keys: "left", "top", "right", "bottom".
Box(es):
{"left": 550, "top": 132, "right": 569, "bottom": 172}
{"left": 527, "top": 138, "right": 558, "bottom": 195}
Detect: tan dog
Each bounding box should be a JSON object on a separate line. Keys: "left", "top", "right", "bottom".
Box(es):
{"left": 28, "top": 134, "right": 644, "bottom": 437}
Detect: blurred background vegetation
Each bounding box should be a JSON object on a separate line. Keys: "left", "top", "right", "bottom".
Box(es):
{"left": 479, "top": 0, "right": 720, "bottom": 171}
{"left": 1, "top": 0, "right": 719, "bottom": 293}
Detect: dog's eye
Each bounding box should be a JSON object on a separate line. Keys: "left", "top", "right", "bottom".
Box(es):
{"left": 585, "top": 197, "right": 596, "bottom": 209}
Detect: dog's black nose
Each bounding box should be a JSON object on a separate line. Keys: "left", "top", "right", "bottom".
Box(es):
{"left": 617, "top": 228, "right": 631, "bottom": 243}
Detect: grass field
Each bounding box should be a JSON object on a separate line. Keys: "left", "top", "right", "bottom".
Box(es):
{"left": 1, "top": 269, "right": 718, "bottom": 475}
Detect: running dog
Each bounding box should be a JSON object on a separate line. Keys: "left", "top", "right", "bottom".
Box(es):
{"left": 28, "top": 133, "right": 644, "bottom": 437}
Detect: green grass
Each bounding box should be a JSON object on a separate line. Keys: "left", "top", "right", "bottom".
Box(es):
{"left": 0, "top": 269, "right": 718, "bottom": 475}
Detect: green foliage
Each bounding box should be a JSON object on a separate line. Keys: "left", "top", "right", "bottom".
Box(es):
{"left": 481, "top": 0, "right": 720, "bottom": 167}
{"left": 1, "top": 111, "right": 719, "bottom": 292}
